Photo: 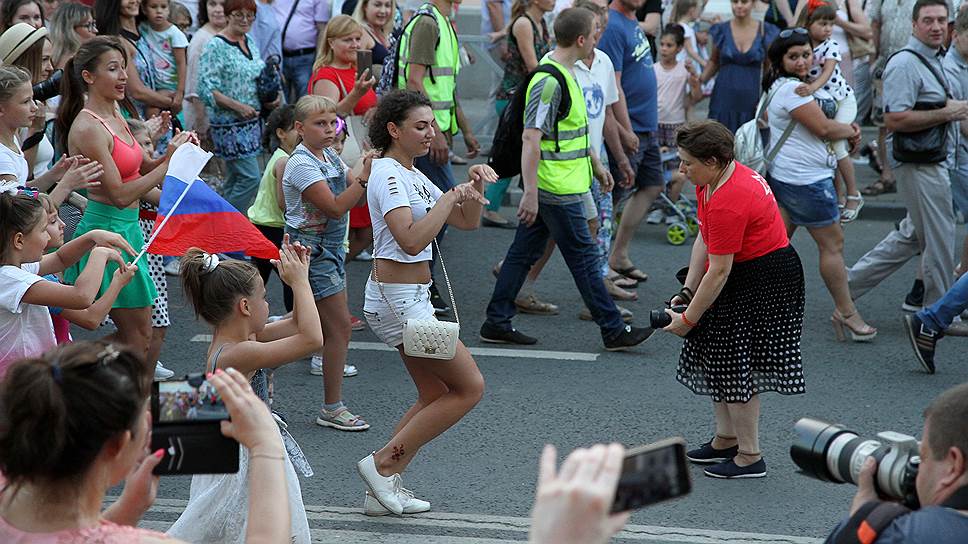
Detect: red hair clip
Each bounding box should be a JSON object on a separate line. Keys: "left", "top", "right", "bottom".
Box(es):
{"left": 807, "top": 0, "right": 829, "bottom": 14}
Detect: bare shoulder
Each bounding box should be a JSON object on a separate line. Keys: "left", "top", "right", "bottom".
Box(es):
{"left": 67, "top": 115, "right": 109, "bottom": 154}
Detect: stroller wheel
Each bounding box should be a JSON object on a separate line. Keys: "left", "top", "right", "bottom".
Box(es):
{"left": 686, "top": 216, "right": 700, "bottom": 236}
{"left": 667, "top": 223, "right": 689, "bottom": 245}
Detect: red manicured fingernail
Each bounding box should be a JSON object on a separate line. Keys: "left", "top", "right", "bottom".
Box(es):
{"left": 215, "top": 368, "right": 223, "bottom": 374}
{"left": 154, "top": 448, "right": 164, "bottom": 458}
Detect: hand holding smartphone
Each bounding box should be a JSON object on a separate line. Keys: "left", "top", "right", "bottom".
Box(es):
{"left": 151, "top": 373, "right": 240, "bottom": 475}
{"left": 611, "top": 437, "right": 691, "bottom": 513}
{"left": 357, "top": 50, "right": 373, "bottom": 80}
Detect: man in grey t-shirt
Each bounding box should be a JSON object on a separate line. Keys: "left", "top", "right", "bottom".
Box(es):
{"left": 848, "top": 0, "right": 968, "bottom": 314}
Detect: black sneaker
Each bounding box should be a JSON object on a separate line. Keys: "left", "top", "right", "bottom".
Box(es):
{"left": 903, "top": 314, "right": 940, "bottom": 374}
{"left": 429, "top": 283, "right": 450, "bottom": 315}
{"left": 603, "top": 325, "right": 655, "bottom": 351}
{"left": 687, "top": 440, "right": 740, "bottom": 464}
{"left": 479, "top": 322, "right": 537, "bottom": 345}
{"left": 902, "top": 279, "right": 924, "bottom": 312}
{"left": 703, "top": 458, "right": 767, "bottom": 479}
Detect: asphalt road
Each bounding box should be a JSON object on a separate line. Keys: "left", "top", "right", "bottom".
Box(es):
{"left": 82, "top": 195, "right": 968, "bottom": 543}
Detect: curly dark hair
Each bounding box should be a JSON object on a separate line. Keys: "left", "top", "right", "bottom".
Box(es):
{"left": 368, "top": 89, "right": 432, "bottom": 154}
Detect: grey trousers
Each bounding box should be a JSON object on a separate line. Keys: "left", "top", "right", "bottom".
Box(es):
{"left": 848, "top": 162, "right": 956, "bottom": 306}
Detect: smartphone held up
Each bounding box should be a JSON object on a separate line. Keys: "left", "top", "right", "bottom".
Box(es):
{"left": 611, "top": 437, "right": 692, "bottom": 513}
{"left": 151, "top": 373, "right": 240, "bottom": 476}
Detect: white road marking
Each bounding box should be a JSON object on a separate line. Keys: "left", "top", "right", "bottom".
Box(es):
{"left": 189, "top": 335, "right": 598, "bottom": 361}
{"left": 132, "top": 498, "right": 821, "bottom": 544}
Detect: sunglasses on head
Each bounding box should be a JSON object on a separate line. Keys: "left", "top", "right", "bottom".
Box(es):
{"left": 779, "top": 27, "right": 809, "bottom": 38}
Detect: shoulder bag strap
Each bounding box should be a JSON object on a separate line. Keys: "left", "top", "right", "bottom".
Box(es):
{"left": 281, "top": 0, "right": 302, "bottom": 50}
{"left": 372, "top": 165, "right": 458, "bottom": 326}
{"left": 898, "top": 48, "right": 953, "bottom": 99}
{"left": 764, "top": 78, "right": 800, "bottom": 164}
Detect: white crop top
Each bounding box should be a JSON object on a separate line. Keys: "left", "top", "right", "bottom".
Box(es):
{"left": 367, "top": 157, "right": 444, "bottom": 263}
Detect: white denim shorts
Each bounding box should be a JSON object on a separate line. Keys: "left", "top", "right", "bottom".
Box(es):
{"left": 363, "top": 279, "right": 436, "bottom": 348}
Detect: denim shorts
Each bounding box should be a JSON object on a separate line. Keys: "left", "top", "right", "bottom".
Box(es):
{"left": 607, "top": 131, "right": 664, "bottom": 191}
{"left": 363, "top": 279, "right": 436, "bottom": 348}
{"left": 768, "top": 176, "right": 840, "bottom": 228}
{"left": 287, "top": 229, "right": 346, "bottom": 299}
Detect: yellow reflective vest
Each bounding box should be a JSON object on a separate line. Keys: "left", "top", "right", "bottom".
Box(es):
{"left": 396, "top": 3, "right": 459, "bottom": 134}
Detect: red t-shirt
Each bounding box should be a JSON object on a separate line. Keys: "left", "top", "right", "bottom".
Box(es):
{"left": 307, "top": 66, "right": 377, "bottom": 116}
{"left": 696, "top": 163, "right": 789, "bottom": 263}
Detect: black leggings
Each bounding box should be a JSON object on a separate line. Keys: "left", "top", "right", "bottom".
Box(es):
{"left": 254, "top": 224, "right": 294, "bottom": 312}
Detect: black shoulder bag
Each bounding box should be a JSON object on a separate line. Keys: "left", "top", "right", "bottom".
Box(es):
{"left": 891, "top": 49, "right": 952, "bottom": 164}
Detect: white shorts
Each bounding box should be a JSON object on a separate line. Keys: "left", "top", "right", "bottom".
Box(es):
{"left": 363, "top": 279, "right": 436, "bottom": 348}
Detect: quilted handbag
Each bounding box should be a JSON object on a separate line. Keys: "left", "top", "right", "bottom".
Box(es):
{"left": 374, "top": 239, "right": 460, "bottom": 360}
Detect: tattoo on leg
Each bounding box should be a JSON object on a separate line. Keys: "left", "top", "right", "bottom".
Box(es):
{"left": 391, "top": 444, "right": 405, "bottom": 461}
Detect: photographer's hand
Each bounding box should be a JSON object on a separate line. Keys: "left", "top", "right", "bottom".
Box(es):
{"left": 850, "top": 458, "right": 881, "bottom": 515}
{"left": 662, "top": 310, "right": 693, "bottom": 337}
{"left": 529, "top": 443, "right": 629, "bottom": 544}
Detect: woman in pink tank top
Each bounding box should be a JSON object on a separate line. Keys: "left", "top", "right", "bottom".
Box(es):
{"left": 55, "top": 36, "right": 196, "bottom": 367}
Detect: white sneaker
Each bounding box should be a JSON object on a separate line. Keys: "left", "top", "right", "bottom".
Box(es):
{"left": 665, "top": 214, "right": 680, "bottom": 225}
{"left": 357, "top": 453, "right": 404, "bottom": 515}
{"left": 355, "top": 249, "right": 374, "bottom": 262}
{"left": 310, "top": 355, "right": 323, "bottom": 375}
{"left": 364, "top": 489, "right": 430, "bottom": 516}
{"left": 154, "top": 361, "right": 174, "bottom": 381}
{"left": 163, "top": 260, "right": 180, "bottom": 276}
{"left": 310, "top": 356, "right": 358, "bottom": 377}
{"left": 646, "top": 209, "right": 664, "bottom": 224}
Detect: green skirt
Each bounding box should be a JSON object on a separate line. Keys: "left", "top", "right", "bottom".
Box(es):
{"left": 64, "top": 200, "right": 158, "bottom": 309}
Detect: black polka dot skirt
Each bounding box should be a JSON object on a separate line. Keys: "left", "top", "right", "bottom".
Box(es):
{"left": 139, "top": 209, "right": 170, "bottom": 329}
{"left": 677, "top": 245, "right": 805, "bottom": 403}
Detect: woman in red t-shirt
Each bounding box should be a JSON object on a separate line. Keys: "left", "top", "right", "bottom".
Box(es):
{"left": 309, "top": 15, "right": 377, "bottom": 261}
{"left": 660, "top": 121, "right": 805, "bottom": 480}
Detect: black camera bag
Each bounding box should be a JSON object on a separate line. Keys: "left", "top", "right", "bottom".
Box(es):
{"left": 890, "top": 49, "right": 952, "bottom": 164}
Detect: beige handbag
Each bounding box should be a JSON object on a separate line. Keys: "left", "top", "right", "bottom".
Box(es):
{"left": 334, "top": 76, "right": 367, "bottom": 166}
{"left": 373, "top": 240, "right": 460, "bottom": 360}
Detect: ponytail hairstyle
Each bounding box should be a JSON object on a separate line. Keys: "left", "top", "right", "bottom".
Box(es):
{"left": 0, "top": 341, "right": 150, "bottom": 488}
{"left": 263, "top": 103, "right": 297, "bottom": 150}
{"left": 56, "top": 36, "right": 128, "bottom": 154}
{"left": 762, "top": 29, "right": 811, "bottom": 92}
{"left": 797, "top": 0, "right": 837, "bottom": 28}
{"left": 368, "top": 89, "right": 431, "bottom": 154}
{"left": 661, "top": 23, "right": 687, "bottom": 47}
{"left": 0, "top": 190, "right": 46, "bottom": 263}
{"left": 180, "top": 248, "right": 261, "bottom": 326}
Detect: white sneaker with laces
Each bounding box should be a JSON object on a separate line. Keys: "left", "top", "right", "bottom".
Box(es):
{"left": 357, "top": 453, "right": 403, "bottom": 515}
{"left": 154, "top": 361, "right": 174, "bottom": 381}
{"left": 646, "top": 209, "right": 664, "bottom": 224}
{"left": 311, "top": 356, "right": 358, "bottom": 377}
{"left": 355, "top": 249, "right": 374, "bottom": 262}
{"left": 363, "top": 489, "right": 430, "bottom": 516}
{"left": 163, "top": 260, "right": 180, "bottom": 276}
{"left": 310, "top": 355, "right": 323, "bottom": 375}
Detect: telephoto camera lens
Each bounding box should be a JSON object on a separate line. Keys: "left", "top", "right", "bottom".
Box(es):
{"left": 32, "top": 69, "right": 63, "bottom": 102}
{"left": 790, "top": 418, "right": 921, "bottom": 508}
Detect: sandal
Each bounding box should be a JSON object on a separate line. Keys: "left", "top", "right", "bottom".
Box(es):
{"left": 840, "top": 193, "right": 864, "bottom": 224}
{"left": 610, "top": 265, "right": 649, "bottom": 282}
{"left": 831, "top": 310, "right": 877, "bottom": 342}
{"left": 606, "top": 273, "right": 639, "bottom": 289}
{"left": 860, "top": 178, "right": 896, "bottom": 196}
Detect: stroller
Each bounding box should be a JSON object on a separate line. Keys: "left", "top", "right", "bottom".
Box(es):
{"left": 657, "top": 148, "right": 699, "bottom": 246}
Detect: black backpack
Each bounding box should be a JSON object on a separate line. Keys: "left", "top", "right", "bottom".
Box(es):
{"left": 488, "top": 65, "right": 572, "bottom": 179}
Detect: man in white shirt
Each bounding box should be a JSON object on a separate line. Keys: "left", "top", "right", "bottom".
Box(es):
{"left": 274, "top": 0, "right": 331, "bottom": 103}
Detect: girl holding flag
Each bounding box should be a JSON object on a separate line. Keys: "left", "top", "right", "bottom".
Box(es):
{"left": 56, "top": 36, "right": 196, "bottom": 366}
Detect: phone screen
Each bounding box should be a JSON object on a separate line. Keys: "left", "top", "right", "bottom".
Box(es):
{"left": 154, "top": 377, "right": 229, "bottom": 423}
{"left": 611, "top": 438, "right": 691, "bottom": 513}
{"left": 357, "top": 49, "right": 373, "bottom": 79}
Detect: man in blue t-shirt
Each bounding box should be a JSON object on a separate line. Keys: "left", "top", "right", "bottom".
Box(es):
{"left": 824, "top": 382, "right": 968, "bottom": 544}
{"left": 597, "top": 0, "right": 662, "bottom": 283}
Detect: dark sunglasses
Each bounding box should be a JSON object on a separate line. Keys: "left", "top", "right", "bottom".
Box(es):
{"left": 779, "top": 27, "right": 808, "bottom": 38}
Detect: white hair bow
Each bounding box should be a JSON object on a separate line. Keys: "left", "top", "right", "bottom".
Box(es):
{"left": 202, "top": 252, "right": 220, "bottom": 274}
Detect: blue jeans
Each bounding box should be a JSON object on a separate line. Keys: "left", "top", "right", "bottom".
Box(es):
{"left": 484, "top": 197, "right": 625, "bottom": 337}
{"left": 415, "top": 153, "right": 456, "bottom": 272}
{"left": 917, "top": 272, "right": 968, "bottom": 333}
{"left": 283, "top": 52, "right": 314, "bottom": 104}
{"left": 222, "top": 155, "right": 262, "bottom": 213}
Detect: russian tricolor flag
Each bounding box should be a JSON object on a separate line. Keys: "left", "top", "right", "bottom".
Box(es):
{"left": 146, "top": 144, "right": 279, "bottom": 260}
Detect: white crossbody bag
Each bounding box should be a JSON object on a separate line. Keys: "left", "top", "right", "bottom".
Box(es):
{"left": 372, "top": 165, "right": 460, "bottom": 360}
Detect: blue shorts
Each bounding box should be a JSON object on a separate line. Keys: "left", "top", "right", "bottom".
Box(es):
{"left": 607, "top": 131, "right": 664, "bottom": 197}
{"left": 287, "top": 229, "right": 346, "bottom": 299}
{"left": 768, "top": 176, "right": 839, "bottom": 228}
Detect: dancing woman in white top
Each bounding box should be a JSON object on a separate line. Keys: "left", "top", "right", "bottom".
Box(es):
{"left": 357, "top": 89, "right": 498, "bottom": 515}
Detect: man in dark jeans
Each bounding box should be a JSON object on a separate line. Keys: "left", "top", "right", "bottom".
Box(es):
{"left": 479, "top": 8, "right": 653, "bottom": 351}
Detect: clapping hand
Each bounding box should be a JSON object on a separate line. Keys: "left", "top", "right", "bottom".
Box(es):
{"left": 272, "top": 233, "right": 311, "bottom": 287}
{"left": 86, "top": 229, "right": 137, "bottom": 258}
{"left": 451, "top": 182, "right": 488, "bottom": 205}
{"left": 59, "top": 157, "right": 104, "bottom": 192}
{"left": 467, "top": 164, "right": 498, "bottom": 185}
{"left": 145, "top": 112, "right": 172, "bottom": 144}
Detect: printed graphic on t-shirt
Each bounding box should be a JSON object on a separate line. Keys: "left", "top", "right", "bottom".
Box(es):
{"left": 584, "top": 83, "right": 605, "bottom": 121}
{"left": 632, "top": 28, "right": 653, "bottom": 66}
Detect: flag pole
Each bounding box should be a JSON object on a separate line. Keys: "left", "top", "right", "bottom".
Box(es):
{"left": 132, "top": 178, "right": 196, "bottom": 266}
